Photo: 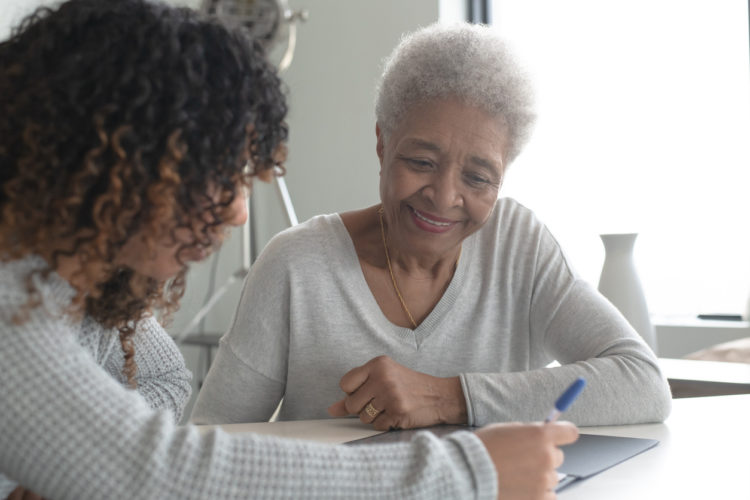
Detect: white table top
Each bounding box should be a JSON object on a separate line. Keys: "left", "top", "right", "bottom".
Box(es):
{"left": 202, "top": 417, "right": 383, "bottom": 444}
{"left": 559, "top": 394, "right": 750, "bottom": 500}
{"left": 200, "top": 394, "right": 750, "bottom": 499}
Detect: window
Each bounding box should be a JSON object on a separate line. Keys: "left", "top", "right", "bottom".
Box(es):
{"left": 491, "top": 0, "right": 750, "bottom": 317}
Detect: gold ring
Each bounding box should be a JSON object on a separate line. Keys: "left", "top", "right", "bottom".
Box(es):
{"left": 364, "top": 402, "right": 380, "bottom": 418}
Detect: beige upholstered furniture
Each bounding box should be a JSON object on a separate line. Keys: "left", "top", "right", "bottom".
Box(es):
{"left": 684, "top": 336, "right": 750, "bottom": 364}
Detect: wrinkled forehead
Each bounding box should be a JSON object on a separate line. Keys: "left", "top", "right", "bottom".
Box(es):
{"left": 382, "top": 97, "right": 510, "bottom": 161}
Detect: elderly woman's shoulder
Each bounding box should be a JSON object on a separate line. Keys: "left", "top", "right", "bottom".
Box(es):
{"left": 259, "top": 213, "right": 346, "bottom": 259}
{"left": 493, "top": 197, "right": 544, "bottom": 227}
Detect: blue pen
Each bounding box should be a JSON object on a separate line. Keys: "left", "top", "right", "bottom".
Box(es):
{"left": 545, "top": 377, "right": 586, "bottom": 423}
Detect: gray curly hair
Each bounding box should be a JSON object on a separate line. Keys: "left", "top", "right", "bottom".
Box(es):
{"left": 375, "top": 22, "right": 536, "bottom": 166}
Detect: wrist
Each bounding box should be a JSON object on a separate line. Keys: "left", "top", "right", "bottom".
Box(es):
{"left": 438, "top": 376, "right": 468, "bottom": 424}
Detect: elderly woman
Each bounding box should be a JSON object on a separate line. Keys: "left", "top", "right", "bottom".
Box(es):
{"left": 0, "top": 4, "right": 579, "bottom": 499}
{"left": 192, "top": 22, "right": 671, "bottom": 431}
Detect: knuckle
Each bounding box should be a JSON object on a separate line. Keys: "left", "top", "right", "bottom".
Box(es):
{"left": 527, "top": 424, "right": 546, "bottom": 441}
{"left": 541, "top": 448, "right": 557, "bottom": 469}
{"left": 389, "top": 398, "right": 408, "bottom": 415}
{"left": 344, "top": 399, "right": 359, "bottom": 414}
{"left": 370, "top": 355, "right": 393, "bottom": 371}
{"left": 382, "top": 378, "right": 399, "bottom": 392}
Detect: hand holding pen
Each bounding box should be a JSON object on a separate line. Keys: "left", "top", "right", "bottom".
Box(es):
{"left": 475, "top": 378, "right": 584, "bottom": 500}
{"left": 546, "top": 377, "right": 587, "bottom": 423}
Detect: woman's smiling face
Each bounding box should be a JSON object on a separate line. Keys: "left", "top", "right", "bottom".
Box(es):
{"left": 377, "top": 97, "right": 508, "bottom": 258}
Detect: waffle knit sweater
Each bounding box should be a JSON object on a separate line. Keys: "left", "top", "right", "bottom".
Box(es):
{"left": 0, "top": 256, "right": 496, "bottom": 499}
{"left": 192, "top": 198, "right": 671, "bottom": 427}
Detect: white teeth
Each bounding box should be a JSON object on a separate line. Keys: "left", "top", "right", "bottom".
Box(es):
{"left": 414, "top": 209, "right": 451, "bottom": 226}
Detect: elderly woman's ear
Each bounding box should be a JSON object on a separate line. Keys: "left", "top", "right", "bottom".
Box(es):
{"left": 375, "top": 123, "right": 386, "bottom": 164}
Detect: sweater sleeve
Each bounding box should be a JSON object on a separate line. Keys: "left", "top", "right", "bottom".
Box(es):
{"left": 102, "top": 316, "right": 193, "bottom": 422}
{"left": 461, "top": 220, "right": 672, "bottom": 427}
{"left": 1, "top": 312, "right": 494, "bottom": 499}
{"left": 2, "top": 304, "right": 498, "bottom": 498}
{"left": 191, "top": 229, "right": 294, "bottom": 424}
{"left": 190, "top": 336, "right": 285, "bottom": 424}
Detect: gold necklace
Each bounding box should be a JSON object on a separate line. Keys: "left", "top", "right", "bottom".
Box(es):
{"left": 377, "top": 207, "right": 461, "bottom": 329}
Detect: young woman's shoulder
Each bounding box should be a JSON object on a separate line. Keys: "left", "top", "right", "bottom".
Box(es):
{"left": 0, "top": 256, "right": 52, "bottom": 307}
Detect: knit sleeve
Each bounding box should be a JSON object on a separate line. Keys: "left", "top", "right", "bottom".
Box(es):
{"left": 0, "top": 309, "right": 497, "bottom": 499}
{"left": 102, "top": 316, "right": 193, "bottom": 422}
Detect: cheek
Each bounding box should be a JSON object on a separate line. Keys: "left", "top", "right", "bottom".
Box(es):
{"left": 229, "top": 196, "right": 248, "bottom": 226}
{"left": 468, "top": 191, "right": 499, "bottom": 225}
{"left": 382, "top": 165, "right": 419, "bottom": 199}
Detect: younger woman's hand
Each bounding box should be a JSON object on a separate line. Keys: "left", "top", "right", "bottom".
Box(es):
{"left": 476, "top": 421, "right": 579, "bottom": 500}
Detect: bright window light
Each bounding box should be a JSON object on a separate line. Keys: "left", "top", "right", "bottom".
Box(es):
{"left": 491, "top": 0, "right": 750, "bottom": 317}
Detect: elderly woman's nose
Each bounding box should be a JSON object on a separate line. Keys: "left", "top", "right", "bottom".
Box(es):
{"left": 425, "top": 170, "right": 462, "bottom": 208}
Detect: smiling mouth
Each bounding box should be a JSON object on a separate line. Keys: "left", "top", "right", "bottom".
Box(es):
{"left": 410, "top": 207, "right": 454, "bottom": 227}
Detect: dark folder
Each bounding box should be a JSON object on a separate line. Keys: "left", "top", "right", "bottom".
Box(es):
{"left": 556, "top": 433, "right": 659, "bottom": 490}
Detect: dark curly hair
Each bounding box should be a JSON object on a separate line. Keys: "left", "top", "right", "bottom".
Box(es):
{"left": 0, "top": 0, "right": 288, "bottom": 386}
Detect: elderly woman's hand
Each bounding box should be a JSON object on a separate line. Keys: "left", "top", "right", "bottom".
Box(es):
{"left": 327, "top": 355, "right": 467, "bottom": 430}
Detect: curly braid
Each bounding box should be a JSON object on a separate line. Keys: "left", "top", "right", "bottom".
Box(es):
{"left": 0, "top": 0, "right": 288, "bottom": 386}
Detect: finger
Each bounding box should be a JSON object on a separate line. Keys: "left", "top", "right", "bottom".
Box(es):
{"left": 551, "top": 446, "right": 565, "bottom": 469}
{"left": 546, "top": 468, "right": 561, "bottom": 490}
{"left": 327, "top": 399, "right": 350, "bottom": 417}
{"left": 547, "top": 421, "right": 579, "bottom": 445}
{"left": 359, "top": 399, "right": 383, "bottom": 424}
{"left": 371, "top": 412, "right": 397, "bottom": 432}
{"left": 8, "top": 486, "right": 24, "bottom": 500}
{"left": 342, "top": 379, "right": 380, "bottom": 415}
{"left": 338, "top": 364, "right": 370, "bottom": 394}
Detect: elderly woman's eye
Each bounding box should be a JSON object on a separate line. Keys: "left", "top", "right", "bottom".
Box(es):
{"left": 465, "top": 173, "right": 491, "bottom": 185}
{"left": 404, "top": 157, "right": 433, "bottom": 169}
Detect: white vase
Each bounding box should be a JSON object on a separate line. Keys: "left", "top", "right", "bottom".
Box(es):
{"left": 597, "top": 233, "right": 658, "bottom": 352}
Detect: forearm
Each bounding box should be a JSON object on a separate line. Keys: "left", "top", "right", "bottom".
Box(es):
{"left": 2, "top": 324, "right": 497, "bottom": 499}
{"left": 462, "top": 345, "right": 671, "bottom": 426}
{"left": 130, "top": 318, "right": 193, "bottom": 419}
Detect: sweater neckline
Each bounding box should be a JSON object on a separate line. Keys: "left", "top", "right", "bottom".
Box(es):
{"left": 331, "top": 214, "right": 473, "bottom": 349}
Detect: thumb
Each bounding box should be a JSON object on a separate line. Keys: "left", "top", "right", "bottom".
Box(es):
{"left": 327, "top": 399, "right": 350, "bottom": 417}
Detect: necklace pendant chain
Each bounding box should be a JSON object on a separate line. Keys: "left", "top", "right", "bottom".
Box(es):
{"left": 378, "top": 206, "right": 463, "bottom": 329}
{"left": 379, "top": 207, "right": 418, "bottom": 329}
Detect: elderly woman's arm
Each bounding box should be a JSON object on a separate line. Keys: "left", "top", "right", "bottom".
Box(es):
{"left": 458, "top": 214, "right": 672, "bottom": 427}
{"left": 461, "top": 279, "right": 672, "bottom": 427}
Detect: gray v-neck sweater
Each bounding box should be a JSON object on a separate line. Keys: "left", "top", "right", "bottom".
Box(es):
{"left": 192, "top": 198, "right": 671, "bottom": 427}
